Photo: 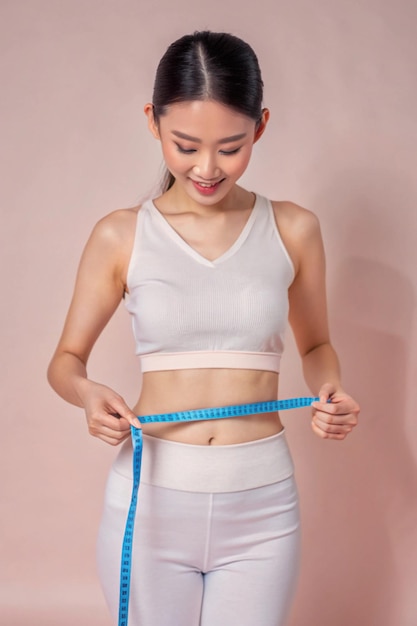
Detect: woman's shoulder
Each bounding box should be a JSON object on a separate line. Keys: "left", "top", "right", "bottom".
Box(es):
{"left": 270, "top": 199, "right": 321, "bottom": 241}
{"left": 267, "top": 199, "right": 323, "bottom": 274}
{"left": 76, "top": 206, "right": 143, "bottom": 278}
{"left": 87, "top": 205, "right": 142, "bottom": 249}
{"left": 96, "top": 205, "right": 140, "bottom": 234}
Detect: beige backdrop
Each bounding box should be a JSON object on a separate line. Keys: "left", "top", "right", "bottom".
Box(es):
{"left": 1, "top": 1, "right": 416, "bottom": 625}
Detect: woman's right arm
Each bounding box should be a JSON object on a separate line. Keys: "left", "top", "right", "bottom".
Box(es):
{"left": 47, "top": 209, "right": 141, "bottom": 445}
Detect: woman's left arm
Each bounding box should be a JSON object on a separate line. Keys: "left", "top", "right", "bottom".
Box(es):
{"left": 276, "top": 202, "right": 360, "bottom": 440}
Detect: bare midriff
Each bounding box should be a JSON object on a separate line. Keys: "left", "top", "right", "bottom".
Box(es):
{"left": 133, "top": 369, "right": 283, "bottom": 446}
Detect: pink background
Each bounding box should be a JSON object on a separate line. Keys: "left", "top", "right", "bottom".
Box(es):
{"left": 1, "top": 1, "right": 416, "bottom": 624}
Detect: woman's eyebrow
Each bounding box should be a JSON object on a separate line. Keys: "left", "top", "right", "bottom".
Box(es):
{"left": 171, "top": 130, "right": 247, "bottom": 144}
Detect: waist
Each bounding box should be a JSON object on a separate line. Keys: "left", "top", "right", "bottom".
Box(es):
{"left": 135, "top": 369, "right": 281, "bottom": 444}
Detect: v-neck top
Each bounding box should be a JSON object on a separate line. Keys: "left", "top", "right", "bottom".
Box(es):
{"left": 124, "top": 194, "right": 295, "bottom": 373}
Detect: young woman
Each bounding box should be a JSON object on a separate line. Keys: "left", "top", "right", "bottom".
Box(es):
{"left": 48, "top": 31, "right": 359, "bottom": 626}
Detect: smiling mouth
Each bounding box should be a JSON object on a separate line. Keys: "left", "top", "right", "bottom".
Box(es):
{"left": 191, "top": 178, "right": 225, "bottom": 187}
{"left": 190, "top": 179, "right": 225, "bottom": 195}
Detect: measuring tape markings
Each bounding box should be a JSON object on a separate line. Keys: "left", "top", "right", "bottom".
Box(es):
{"left": 118, "top": 396, "right": 319, "bottom": 626}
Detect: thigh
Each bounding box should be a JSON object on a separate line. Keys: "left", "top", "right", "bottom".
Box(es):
{"left": 200, "top": 477, "right": 301, "bottom": 626}
{"left": 97, "top": 469, "right": 205, "bottom": 626}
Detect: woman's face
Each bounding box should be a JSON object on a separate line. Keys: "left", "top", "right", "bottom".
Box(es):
{"left": 145, "top": 99, "right": 268, "bottom": 205}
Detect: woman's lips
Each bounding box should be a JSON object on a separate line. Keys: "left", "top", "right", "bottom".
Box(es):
{"left": 191, "top": 179, "right": 224, "bottom": 195}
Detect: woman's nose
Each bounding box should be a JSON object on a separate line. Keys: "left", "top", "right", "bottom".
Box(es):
{"left": 193, "top": 152, "right": 221, "bottom": 180}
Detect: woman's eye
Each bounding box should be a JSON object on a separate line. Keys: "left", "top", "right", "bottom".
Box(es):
{"left": 175, "top": 143, "right": 241, "bottom": 156}
{"left": 175, "top": 144, "right": 196, "bottom": 154}
{"left": 220, "top": 148, "right": 241, "bottom": 156}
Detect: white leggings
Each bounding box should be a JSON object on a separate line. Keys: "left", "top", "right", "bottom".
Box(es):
{"left": 97, "top": 431, "right": 301, "bottom": 626}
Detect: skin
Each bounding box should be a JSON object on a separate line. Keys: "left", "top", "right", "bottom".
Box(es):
{"left": 47, "top": 99, "right": 359, "bottom": 447}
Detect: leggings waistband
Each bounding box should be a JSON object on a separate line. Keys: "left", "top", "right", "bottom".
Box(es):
{"left": 113, "top": 430, "right": 294, "bottom": 493}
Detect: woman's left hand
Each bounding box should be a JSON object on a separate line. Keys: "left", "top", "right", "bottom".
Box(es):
{"left": 311, "top": 383, "right": 360, "bottom": 440}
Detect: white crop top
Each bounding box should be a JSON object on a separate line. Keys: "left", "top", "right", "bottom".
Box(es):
{"left": 124, "top": 194, "right": 295, "bottom": 373}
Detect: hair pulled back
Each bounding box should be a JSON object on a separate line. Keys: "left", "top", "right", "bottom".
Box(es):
{"left": 152, "top": 31, "right": 264, "bottom": 191}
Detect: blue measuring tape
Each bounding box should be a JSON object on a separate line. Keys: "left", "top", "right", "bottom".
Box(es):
{"left": 118, "top": 396, "right": 319, "bottom": 626}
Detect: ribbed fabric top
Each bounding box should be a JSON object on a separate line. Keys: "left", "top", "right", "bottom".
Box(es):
{"left": 124, "top": 194, "right": 295, "bottom": 373}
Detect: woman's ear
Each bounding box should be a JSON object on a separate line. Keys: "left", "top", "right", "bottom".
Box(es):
{"left": 253, "top": 108, "right": 270, "bottom": 143}
{"left": 144, "top": 103, "right": 160, "bottom": 140}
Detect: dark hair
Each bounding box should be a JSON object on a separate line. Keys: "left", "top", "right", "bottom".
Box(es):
{"left": 152, "top": 31, "right": 264, "bottom": 191}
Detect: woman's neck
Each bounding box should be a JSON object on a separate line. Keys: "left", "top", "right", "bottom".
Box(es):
{"left": 155, "top": 183, "right": 254, "bottom": 216}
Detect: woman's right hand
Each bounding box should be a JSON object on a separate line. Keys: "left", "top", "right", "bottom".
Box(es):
{"left": 79, "top": 379, "right": 141, "bottom": 446}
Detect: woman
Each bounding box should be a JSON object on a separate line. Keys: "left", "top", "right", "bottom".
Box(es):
{"left": 48, "top": 31, "right": 359, "bottom": 626}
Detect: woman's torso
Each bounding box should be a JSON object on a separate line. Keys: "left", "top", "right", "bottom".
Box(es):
{"left": 121, "top": 188, "right": 296, "bottom": 445}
